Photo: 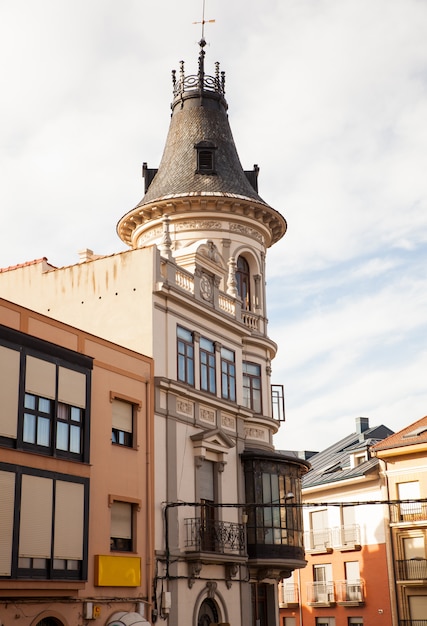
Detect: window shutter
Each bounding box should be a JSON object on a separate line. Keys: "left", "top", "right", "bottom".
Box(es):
{"left": 0, "top": 345, "right": 20, "bottom": 438}
{"left": 199, "top": 460, "right": 214, "bottom": 502}
{"left": 111, "top": 502, "right": 132, "bottom": 539}
{"left": 19, "top": 475, "right": 53, "bottom": 558}
{"left": 25, "top": 356, "right": 56, "bottom": 399}
{"left": 0, "top": 470, "right": 15, "bottom": 575}
{"left": 58, "top": 366, "right": 86, "bottom": 408}
{"left": 112, "top": 399, "right": 133, "bottom": 434}
{"left": 54, "top": 481, "right": 84, "bottom": 560}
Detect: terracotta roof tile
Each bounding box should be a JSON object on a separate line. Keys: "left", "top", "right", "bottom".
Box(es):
{"left": 371, "top": 415, "right": 427, "bottom": 452}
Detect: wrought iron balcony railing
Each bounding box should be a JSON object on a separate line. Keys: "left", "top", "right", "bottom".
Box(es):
{"left": 185, "top": 518, "right": 246, "bottom": 556}
{"left": 399, "top": 621, "right": 427, "bottom": 626}
{"left": 390, "top": 502, "right": 427, "bottom": 523}
{"left": 397, "top": 558, "right": 427, "bottom": 580}
{"left": 306, "top": 581, "right": 336, "bottom": 605}
{"left": 336, "top": 579, "right": 365, "bottom": 604}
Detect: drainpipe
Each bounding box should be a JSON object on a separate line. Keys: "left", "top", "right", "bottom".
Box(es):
{"left": 297, "top": 568, "right": 303, "bottom": 626}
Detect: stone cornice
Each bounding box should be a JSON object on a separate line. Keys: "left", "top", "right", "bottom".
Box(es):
{"left": 117, "top": 194, "right": 287, "bottom": 249}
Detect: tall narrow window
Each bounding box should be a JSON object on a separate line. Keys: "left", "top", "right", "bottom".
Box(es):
{"left": 110, "top": 501, "right": 133, "bottom": 552}
{"left": 221, "top": 347, "right": 236, "bottom": 402}
{"left": 177, "top": 326, "right": 194, "bottom": 386}
{"left": 236, "top": 256, "right": 251, "bottom": 310}
{"left": 200, "top": 337, "right": 216, "bottom": 394}
{"left": 112, "top": 398, "right": 134, "bottom": 447}
{"left": 243, "top": 361, "right": 262, "bottom": 413}
{"left": 199, "top": 460, "right": 216, "bottom": 551}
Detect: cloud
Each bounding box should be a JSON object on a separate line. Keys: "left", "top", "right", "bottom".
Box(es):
{"left": 0, "top": 0, "right": 426, "bottom": 452}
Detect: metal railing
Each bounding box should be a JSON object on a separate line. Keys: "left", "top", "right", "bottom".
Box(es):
{"left": 304, "top": 528, "right": 332, "bottom": 551}
{"left": 332, "top": 524, "right": 361, "bottom": 547}
{"left": 279, "top": 583, "right": 299, "bottom": 606}
{"left": 306, "top": 581, "right": 335, "bottom": 604}
{"left": 185, "top": 518, "right": 246, "bottom": 556}
{"left": 397, "top": 558, "right": 427, "bottom": 580}
{"left": 400, "top": 621, "right": 427, "bottom": 626}
{"left": 336, "top": 579, "right": 365, "bottom": 603}
{"left": 390, "top": 502, "right": 427, "bottom": 523}
{"left": 304, "top": 525, "right": 361, "bottom": 551}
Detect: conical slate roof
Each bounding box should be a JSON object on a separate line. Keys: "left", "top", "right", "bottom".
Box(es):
{"left": 135, "top": 39, "right": 269, "bottom": 208}
{"left": 117, "top": 39, "right": 287, "bottom": 248}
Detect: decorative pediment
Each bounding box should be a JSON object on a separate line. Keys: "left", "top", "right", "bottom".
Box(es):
{"left": 174, "top": 238, "right": 227, "bottom": 279}
{"left": 191, "top": 427, "right": 235, "bottom": 464}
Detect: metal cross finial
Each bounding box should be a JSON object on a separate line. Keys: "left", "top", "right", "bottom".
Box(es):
{"left": 192, "top": 0, "right": 215, "bottom": 40}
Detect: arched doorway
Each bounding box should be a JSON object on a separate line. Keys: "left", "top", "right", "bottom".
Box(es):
{"left": 197, "top": 598, "right": 219, "bottom": 626}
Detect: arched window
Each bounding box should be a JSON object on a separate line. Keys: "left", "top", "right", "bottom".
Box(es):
{"left": 236, "top": 256, "right": 251, "bottom": 310}
{"left": 35, "top": 618, "right": 63, "bottom": 626}
{"left": 197, "top": 598, "right": 219, "bottom": 626}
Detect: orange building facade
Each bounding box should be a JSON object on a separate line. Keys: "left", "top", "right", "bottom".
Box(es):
{"left": 0, "top": 298, "right": 154, "bottom": 626}
{"left": 280, "top": 418, "right": 394, "bottom": 626}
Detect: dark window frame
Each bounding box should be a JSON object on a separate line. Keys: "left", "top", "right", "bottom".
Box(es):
{"left": 0, "top": 326, "right": 91, "bottom": 463}
{"left": 200, "top": 337, "right": 216, "bottom": 394}
{"left": 236, "top": 256, "right": 251, "bottom": 310}
{"left": 177, "top": 326, "right": 195, "bottom": 386}
{"left": 243, "top": 361, "right": 262, "bottom": 413}
{"left": 0, "top": 463, "right": 89, "bottom": 581}
{"left": 220, "top": 347, "right": 236, "bottom": 402}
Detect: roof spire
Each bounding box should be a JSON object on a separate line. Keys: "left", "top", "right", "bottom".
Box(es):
{"left": 192, "top": 0, "right": 215, "bottom": 41}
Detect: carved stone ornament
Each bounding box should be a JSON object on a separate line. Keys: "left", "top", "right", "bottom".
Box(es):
{"left": 188, "top": 561, "right": 203, "bottom": 588}
{"left": 200, "top": 273, "right": 214, "bottom": 301}
{"left": 206, "top": 581, "right": 217, "bottom": 598}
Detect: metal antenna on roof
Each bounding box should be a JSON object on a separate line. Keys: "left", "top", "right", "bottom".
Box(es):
{"left": 192, "top": 0, "right": 215, "bottom": 41}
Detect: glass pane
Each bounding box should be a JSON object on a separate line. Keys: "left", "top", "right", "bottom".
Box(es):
{"left": 56, "top": 422, "right": 69, "bottom": 450}
{"left": 23, "top": 413, "right": 36, "bottom": 443}
{"left": 24, "top": 394, "right": 36, "bottom": 410}
{"left": 39, "top": 397, "right": 51, "bottom": 413}
{"left": 71, "top": 406, "right": 81, "bottom": 422}
{"left": 200, "top": 337, "right": 214, "bottom": 351}
{"left": 177, "top": 326, "right": 192, "bottom": 341}
{"left": 37, "top": 417, "right": 50, "bottom": 446}
{"left": 221, "top": 347, "right": 234, "bottom": 362}
{"left": 70, "top": 425, "right": 81, "bottom": 453}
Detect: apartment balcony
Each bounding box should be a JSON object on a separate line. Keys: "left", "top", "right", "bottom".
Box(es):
{"left": 279, "top": 583, "right": 299, "bottom": 608}
{"left": 304, "top": 528, "right": 333, "bottom": 554}
{"left": 396, "top": 558, "right": 427, "bottom": 581}
{"left": 399, "top": 621, "right": 427, "bottom": 626}
{"left": 185, "top": 517, "right": 247, "bottom": 560}
{"left": 304, "top": 525, "right": 361, "bottom": 553}
{"left": 306, "top": 582, "right": 336, "bottom": 606}
{"left": 390, "top": 502, "right": 427, "bottom": 524}
{"left": 331, "top": 524, "right": 361, "bottom": 551}
{"left": 336, "top": 579, "right": 365, "bottom": 606}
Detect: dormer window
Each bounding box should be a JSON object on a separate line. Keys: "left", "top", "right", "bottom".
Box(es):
{"left": 195, "top": 141, "right": 217, "bottom": 174}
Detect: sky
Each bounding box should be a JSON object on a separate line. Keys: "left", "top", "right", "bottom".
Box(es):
{"left": 1, "top": 0, "right": 427, "bottom": 451}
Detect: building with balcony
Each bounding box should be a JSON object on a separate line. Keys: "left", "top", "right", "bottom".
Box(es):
{"left": 0, "top": 298, "right": 154, "bottom": 626}
{"left": 372, "top": 415, "right": 427, "bottom": 626}
{"left": 279, "top": 417, "right": 394, "bottom": 626}
{"left": 0, "top": 38, "right": 309, "bottom": 626}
